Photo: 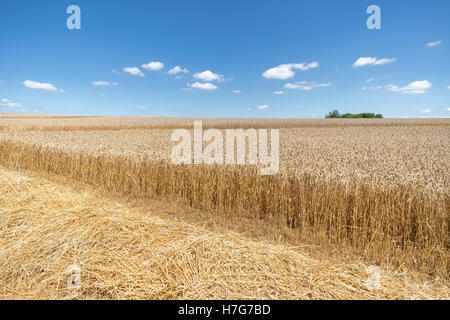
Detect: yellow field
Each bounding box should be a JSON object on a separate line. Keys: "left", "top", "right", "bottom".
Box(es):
{"left": 0, "top": 115, "right": 448, "bottom": 299}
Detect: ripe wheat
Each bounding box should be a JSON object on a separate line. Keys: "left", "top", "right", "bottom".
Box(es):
{"left": 0, "top": 118, "right": 448, "bottom": 281}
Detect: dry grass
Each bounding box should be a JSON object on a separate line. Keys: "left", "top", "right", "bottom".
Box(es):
{"left": 0, "top": 168, "right": 448, "bottom": 299}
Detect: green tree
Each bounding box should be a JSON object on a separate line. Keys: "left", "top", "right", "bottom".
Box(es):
{"left": 325, "top": 110, "right": 383, "bottom": 118}
{"left": 325, "top": 109, "right": 341, "bottom": 118}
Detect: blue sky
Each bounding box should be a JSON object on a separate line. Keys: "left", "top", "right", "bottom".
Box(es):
{"left": 0, "top": 0, "right": 449, "bottom": 118}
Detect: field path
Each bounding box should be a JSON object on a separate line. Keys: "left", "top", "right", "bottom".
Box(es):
{"left": 0, "top": 167, "right": 447, "bottom": 299}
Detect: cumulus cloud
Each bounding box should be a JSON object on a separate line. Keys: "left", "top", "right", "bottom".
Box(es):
{"left": 193, "top": 70, "right": 224, "bottom": 82}
{"left": 366, "top": 78, "right": 375, "bottom": 82}
{"left": 447, "top": 108, "right": 450, "bottom": 111}
{"left": 122, "top": 67, "right": 144, "bottom": 77}
{"left": 353, "top": 57, "right": 397, "bottom": 67}
{"left": 136, "top": 106, "right": 146, "bottom": 110}
{"left": 420, "top": 109, "right": 431, "bottom": 113}
{"left": 168, "top": 66, "right": 189, "bottom": 75}
{"left": 188, "top": 82, "right": 218, "bottom": 90}
{"left": 262, "top": 62, "right": 319, "bottom": 80}
{"left": 426, "top": 40, "right": 442, "bottom": 47}
{"left": 112, "top": 69, "right": 121, "bottom": 75}
{"left": 256, "top": 104, "right": 269, "bottom": 110}
{"left": 142, "top": 61, "right": 164, "bottom": 71}
{"left": 23, "top": 80, "right": 63, "bottom": 92}
{"left": 273, "top": 91, "right": 284, "bottom": 95}
{"left": 385, "top": 80, "right": 432, "bottom": 95}
{"left": 284, "top": 81, "right": 331, "bottom": 90}
{"left": 1, "top": 98, "right": 22, "bottom": 107}
{"left": 232, "top": 90, "right": 240, "bottom": 93}
{"left": 92, "top": 81, "right": 118, "bottom": 86}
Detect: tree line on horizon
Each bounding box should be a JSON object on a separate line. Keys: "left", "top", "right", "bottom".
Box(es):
{"left": 325, "top": 110, "right": 383, "bottom": 119}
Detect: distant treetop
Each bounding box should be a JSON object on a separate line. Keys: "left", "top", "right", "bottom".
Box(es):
{"left": 325, "top": 109, "right": 383, "bottom": 118}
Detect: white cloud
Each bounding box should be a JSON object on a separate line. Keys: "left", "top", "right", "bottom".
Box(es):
{"left": 23, "top": 80, "right": 63, "bottom": 92}
{"left": 123, "top": 67, "right": 144, "bottom": 77}
{"left": 188, "top": 82, "right": 218, "bottom": 90}
{"left": 426, "top": 40, "right": 442, "bottom": 47}
{"left": 420, "top": 109, "right": 431, "bottom": 113}
{"left": 257, "top": 104, "right": 269, "bottom": 110}
{"left": 353, "top": 57, "right": 397, "bottom": 67}
{"left": 168, "top": 66, "right": 189, "bottom": 75}
{"left": 232, "top": 90, "right": 240, "bottom": 93}
{"left": 385, "top": 80, "right": 432, "bottom": 95}
{"left": 446, "top": 108, "right": 450, "bottom": 112}
{"left": 262, "top": 62, "right": 319, "bottom": 80}
{"left": 273, "top": 90, "right": 284, "bottom": 95}
{"left": 137, "top": 106, "right": 146, "bottom": 110}
{"left": 112, "top": 69, "right": 121, "bottom": 75}
{"left": 361, "top": 85, "right": 382, "bottom": 91}
{"left": 284, "top": 81, "right": 331, "bottom": 90}
{"left": 92, "top": 81, "right": 118, "bottom": 86}
{"left": 193, "top": 70, "right": 224, "bottom": 82}
{"left": 366, "top": 78, "right": 375, "bottom": 82}
{"left": 447, "top": 86, "right": 450, "bottom": 90}
{"left": 142, "top": 61, "right": 164, "bottom": 71}
{"left": 1, "top": 98, "right": 22, "bottom": 107}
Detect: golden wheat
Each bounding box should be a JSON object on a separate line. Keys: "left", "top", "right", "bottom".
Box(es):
{"left": 1, "top": 115, "right": 449, "bottom": 131}
{"left": 0, "top": 117, "right": 448, "bottom": 284}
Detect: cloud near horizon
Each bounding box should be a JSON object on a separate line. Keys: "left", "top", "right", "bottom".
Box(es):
{"left": 188, "top": 82, "right": 218, "bottom": 90}
{"left": 361, "top": 85, "right": 382, "bottom": 91}
{"left": 284, "top": 81, "right": 331, "bottom": 90}
{"left": 92, "top": 81, "right": 118, "bottom": 86}
{"left": 168, "top": 66, "right": 189, "bottom": 75}
{"left": 385, "top": 80, "right": 432, "bottom": 95}
{"left": 353, "top": 57, "right": 397, "bottom": 67}
{"left": 23, "top": 80, "right": 64, "bottom": 92}
{"left": 141, "top": 61, "right": 164, "bottom": 71}
{"left": 262, "top": 62, "right": 319, "bottom": 80}
{"left": 193, "top": 70, "right": 224, "bottom": 82}
{"left": 122, "top": 67, "right": 145, "bottom": 77}
{"left": 1, "top": 98, "right": 22, "bottom": 107}
{"left": 426, "top": 40, "right": 442, "bottom": 47}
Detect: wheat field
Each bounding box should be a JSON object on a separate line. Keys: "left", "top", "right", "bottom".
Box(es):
{"left": 0, "top": 115, "right": 448, "bottom": 299}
